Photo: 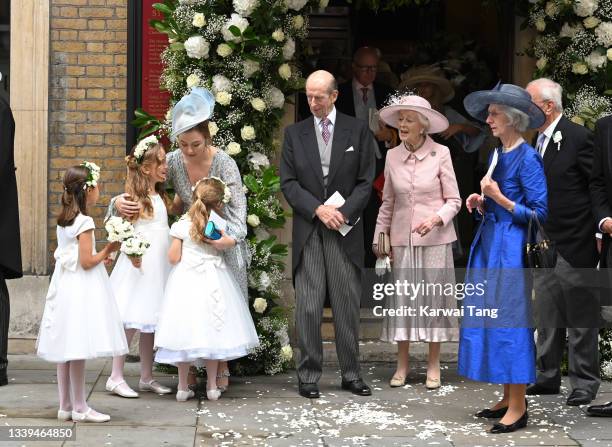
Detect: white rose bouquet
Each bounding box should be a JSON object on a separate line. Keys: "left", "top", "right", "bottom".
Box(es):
{"left": 105, "top": 216, "right": 135, "bottom": 242}
{"left": 121, "top": 233, "right": 151, "bottom": 269}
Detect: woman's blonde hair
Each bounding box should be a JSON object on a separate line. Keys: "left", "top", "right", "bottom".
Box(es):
{"left": 188, "top": 177, "right": 225, "bottom": 243}
{"left": 124, "top": 143, "right": 170, "bottom": 221}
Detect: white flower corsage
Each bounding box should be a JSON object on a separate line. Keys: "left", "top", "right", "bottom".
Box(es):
{"left": 133, "top": 135, "right": 159, "bottom": 163}
{"left": 80, "top": 161, "right": 100, "bottom": 189}
{"left": 553, "top": 130, "right": 562, "bottom": 151}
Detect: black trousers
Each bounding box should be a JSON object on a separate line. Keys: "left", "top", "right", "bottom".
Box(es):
{"left": 0, "top": 272, "right": 9, "bottom": 373}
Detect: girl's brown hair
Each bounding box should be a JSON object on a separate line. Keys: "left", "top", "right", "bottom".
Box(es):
{"left": 187, "top": 178, "right": 225, "bottom": 243}
{"left": 57, "top": 165, "right": 90, "bottom": 227}
{"left": 124, "top": 143, "right": 170, "bottom": 221}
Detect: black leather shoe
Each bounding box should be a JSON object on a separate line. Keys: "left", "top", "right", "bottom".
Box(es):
{"left": 586, "top": 401, "right": 612, "bottom": 417}
{"left": 566, "top": 389, "right": 593, "bottom": 406}
{"left": 476, "top": 399, "right": 527, "bottom": 419}
{"left": 526, "top": 384, "right": 559, "bottom": 395}
{"left": 298, "top": 382, "right": 319, "bottom": 399}
{"left": 489, "top": 411, "right": 528, "bottom": 434}
{"left": 341, "top": 378, "right": 372, "bottom": 396}
{"left": 0, "top": 373, "right": 6, "bottom": 387}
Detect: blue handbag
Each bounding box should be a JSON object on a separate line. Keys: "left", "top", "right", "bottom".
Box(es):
{"left": 204, "top": 221, "right": 222, "bottom": 240}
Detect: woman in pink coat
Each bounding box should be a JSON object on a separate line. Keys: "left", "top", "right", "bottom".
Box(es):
{"left": 373, "top": 95, "right": 461, "bottom": 389}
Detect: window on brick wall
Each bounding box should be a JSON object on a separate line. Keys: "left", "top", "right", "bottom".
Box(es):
{"left": 0, "top": 0, "right": 8, "bottom": 100}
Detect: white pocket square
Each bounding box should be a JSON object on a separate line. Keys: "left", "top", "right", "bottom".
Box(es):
{"left": 345, "top": 146, "right": 354, "bottom": 152}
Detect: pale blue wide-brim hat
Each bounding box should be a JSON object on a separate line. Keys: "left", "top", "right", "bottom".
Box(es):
{"left": 463, "top": 82, "right": 545, "bottom": 129}
{"left": 170, "top": 87, "right": 215, "bottom": 141}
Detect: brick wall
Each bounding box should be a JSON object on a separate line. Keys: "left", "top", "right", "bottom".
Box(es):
{"left": 48, "top": 0, "right": 128, "bottom": 258}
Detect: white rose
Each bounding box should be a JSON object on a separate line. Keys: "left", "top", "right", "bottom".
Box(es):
{"left": 208, "top": 121, "right": 218, "bottom": 137}
{"left": 226, "top": 142, "right": 242, "bottom": 155}
{"left": 247, "top": 214, "right": 260, "bottom": 227}
{"left": 585, "top": 51, "right": 607, "bottom": 70}
{"left": 282, "top": 38, "right": 295, "bottom": 60}
{"left": 571, "top": 115, "right": 585, "bottom": 126}
{"left": 595, "top": 22, "right": 612, "bottom": 47}
{"left": 584, "top": 16, "right": 600, "bottom": 29}
{"left": 233, "top": 0, "right": 259, "bottom": 17}
{"left": 215, "top": 91, "right": 232, "bottom": 106}
{"left": 250, "top": 98, "right": 266, "bottom": 112}
{"left": 253, "top": 297, "right": 267, "bottom": 313}
{"left": 272, "top": 29, "right": 285, "bottom": 42}
{"left": 212, "top": 74, "right": 232, "bottom": 93}
{"left": 243, "top": 59, "right": 260, "bottom": 77}
{"left": 267, "top": 86, "right": 285, "bottom": 109}
{"left": 285, "top": 0, "right": 308, "bottom": 11}
{"left": 535, "top": 18, "right": 546, "bottom": 32}
{"left": 254, "top": 226, "right": 270, "bottom": 241}
{"left": 241, "top": 125, "right": 256, "bottom": 140}
{"left": 247, "top": 151, "right": 270, "bottom": 170}
{"left": 572, "top": 62, "right": 589, "bottom": 74}
{"left": 192, "top": 13, "right": 206, "bottom": 28}
{"left": 217, "top": 43, "right": 233, "bottom": 57}
{"left": 280, "top": 345, "right": 293, "bottom": 361}
{"left": 536, "top": 57, "right": 547, "bottom": 70}
{"left": 608, "top": 48, "right": 612, "bottom": 61}
{"left": 319, "top": 0, "right": 329, "bottom": 7}
{"left": 278, "top": 63, "right": 291, "bottom": 80}
{"left": 186, "top": 73, "right": 200, "bottom": 88}
{"left": 292, "top": 15, "right": 304, "bottom": 29}
{"left": 184, "top": 36, "right": 209, "bottom": 59}
{"left": 222, "top": 13, "right": 249, "bottom": 42}
{"left": 574, "top": 0, "right": 598, "bottom": 17}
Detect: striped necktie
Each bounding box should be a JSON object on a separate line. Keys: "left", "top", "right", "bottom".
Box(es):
{"left": 321, "top": 117, "right": 331, "bottom": 145}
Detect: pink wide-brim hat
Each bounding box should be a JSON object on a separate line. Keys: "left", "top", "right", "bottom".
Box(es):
{"left": 379, "top": 94, "right": 449, "bottom": 134}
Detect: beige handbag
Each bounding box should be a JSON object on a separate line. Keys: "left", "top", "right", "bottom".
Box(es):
{"left": 377, "top": 232, "right": 391, "bottom": 257}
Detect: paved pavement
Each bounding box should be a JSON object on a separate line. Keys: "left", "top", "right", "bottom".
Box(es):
{"left": 1, "top": 354, "right": 611, "bottom": 446}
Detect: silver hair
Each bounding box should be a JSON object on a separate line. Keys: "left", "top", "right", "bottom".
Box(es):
{"left": 497, "top": 104, "right": 530, "bottom": 133}
{"left": 415, "top": 112, "right": 430, "bottom": 133}
{"left": 527, "top": 78, "right": 563, "bottom": 111}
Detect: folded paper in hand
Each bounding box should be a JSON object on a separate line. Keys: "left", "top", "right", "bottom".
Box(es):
{"left": 324, "top": 191, "right": 359, "bottom": 236}
{"left": 208, "top": 210, "right": 227, "bottom": 231}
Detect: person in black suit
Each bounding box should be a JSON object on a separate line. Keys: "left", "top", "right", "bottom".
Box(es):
{"left": 280, "top": 70, "right": 374, "bottom": 399}
{"left": 525, "top": 78, "right": 600, "bottom": 406}
{"left": 0, "top": 94, "right": 22, "bottom": 386}
{"left": 335, "top": 47, "right": 394, "bottom": 268}
{"left": 587, "top": 115, "right": 612, "bottom": 417}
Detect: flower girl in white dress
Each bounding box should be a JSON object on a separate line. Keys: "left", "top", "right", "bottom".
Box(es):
{"left": 154, "top": 177, "right": 259, "bottom": 402}
{"left": 37, "top": 162, "right": 128, "bottom": 423}
{"left": 106, "top": 137, "right": 173, "bottom": 398}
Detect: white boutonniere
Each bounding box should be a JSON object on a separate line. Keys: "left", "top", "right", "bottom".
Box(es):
{"left": 553, "top": 131, "right": 562, "bottom": 151}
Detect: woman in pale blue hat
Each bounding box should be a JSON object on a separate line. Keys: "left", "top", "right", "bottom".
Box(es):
{"left": 114, "top": 88, "right": 248, "bottom": 392}
{"left": 458, "top": 83, "right": 547, "bottom": 434}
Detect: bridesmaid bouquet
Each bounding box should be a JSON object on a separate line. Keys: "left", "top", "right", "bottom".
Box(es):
{"left": 120, "top": 233, "right": 150, "bottom": 269}
{"left": 105, "top": 216, "right": 135, "bottom": 242}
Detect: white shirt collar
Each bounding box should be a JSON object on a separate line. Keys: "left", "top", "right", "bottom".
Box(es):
{"left": 352, "top": 79, "right": 372, "bottom": 90}
{"left": 541, "top": 114, "right": 563, "bottom": 139}
{"left": 314, "top": 107, "right": 337, "bottom": 127}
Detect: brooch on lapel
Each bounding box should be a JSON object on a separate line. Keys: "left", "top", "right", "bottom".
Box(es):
{"left": 553, "top": 131, "right": 562, "bottom": 151}
{"left": 430, "top": 151, "right": 436, "bottom": 157}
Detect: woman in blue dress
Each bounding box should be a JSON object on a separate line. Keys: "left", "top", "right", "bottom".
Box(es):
{"left": 458, "top": 83, "right": 547, "bottom": 434}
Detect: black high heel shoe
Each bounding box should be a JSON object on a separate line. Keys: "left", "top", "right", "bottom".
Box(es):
{"left": 489, "top": 410, "right": 528, "bottom": 434}
{"left": 476, "top": 398, "right": 528, "bottom": 419}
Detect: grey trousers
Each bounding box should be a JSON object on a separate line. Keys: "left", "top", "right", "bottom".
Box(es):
{"left": 0, "top": 273, "right": 9, "bottom": 374}
{"left": 294, "top": 223, "right": 361, "bottom": 384}
{"left": 533, "top": 256, "right": 600, "bottom": 396}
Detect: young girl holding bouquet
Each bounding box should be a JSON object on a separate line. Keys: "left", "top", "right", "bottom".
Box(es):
{"left": 154, "top": 177, "right": 259, "bottom": 402}
{"left": 106, "top": 136, "right": 173, "bottom": 398}
{"left": 37, "top": 162, "right": 128, "bottom": 423}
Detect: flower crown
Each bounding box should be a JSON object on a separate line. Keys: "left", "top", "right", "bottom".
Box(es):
{"left": 80, "top": 161, "right": 101, "bottom": 189}
{"left": 192, "top": 176, "right": 231, "bottom": 204}
{"left": 132, "top": 135, "right": 159, "bottom": 164}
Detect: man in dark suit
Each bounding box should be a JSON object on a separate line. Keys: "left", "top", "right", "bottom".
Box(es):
{"left": 526, "top": 78, "right": 600, "bottom": 406}
{"left": 0, "top": 93, "right": 22, "bottom": 386}
{"left": 335, "top": 47, "right": 394, "bottom": 268}
{"left": 586, "top": 115, "right": 612, "bottom": 417}
{"left": 280, "top": 70, "right": 374, "bottom": 399}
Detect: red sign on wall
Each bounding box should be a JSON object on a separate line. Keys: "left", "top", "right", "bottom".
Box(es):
{"left": 141, "top": 0, "right": 170, "bottom": 120}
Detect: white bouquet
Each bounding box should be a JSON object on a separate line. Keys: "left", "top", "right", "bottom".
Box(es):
{"left": 121, "top": 234, "right": 150, "bottom": 269}
{"left": 105, "top": 216, "right": 135, "bottom": 242}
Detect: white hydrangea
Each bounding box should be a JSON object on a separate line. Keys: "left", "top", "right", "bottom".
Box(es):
{"left": 222, "top": 13, "right": 249, "bottom": 42}
{"left": 192, "top": 12, "right": 206, "bottom": 28}
{"left": 233, "top": 0, "right": 259, "bottom": 17}
{"left": 584, "top": 16, "right": 601, "bottom": 29}
{"left": 241, "top": 125, "right": 256, "bottom": 140}
{"left": 217, "top": 43, "right": 233, "bottom": 57}
{"left": 282, "top": 38, "right": 295, "bottom": 60}
{"left": 215, "top": 91, "right": 232, "bottom": 106}
{"left": 595, "top": 22, "right": 612, "bottom": 47}
{"left": 243, "top": 59, "right": 260, "bottom": 77}
{"left": 573, "top": 0, "right": 598, "bottom": 17}
{"left": 247, "top": 214, "right": 261, "bottom": 227}
{"left": 266, "top": 86, "right": 285, "bottom": 109}
{"left": 272, "top": 29, "right": 285, "bottom": 42}
{"left": 248, "top": 151, "right": 270, "bottom": 170}
{"left": 585, "top": 50, "right": 607, "bottom": 70}
{"left": 280, "top": 345, "right": 293, "bottom": 361}
{"left": 278, "top": 63, "right": 291, "bottom": 80}
{"left": 250, "top": 97, "right": 266, "bottom": 112}
{"left": 560, "top": 22, "right": 582, "bottom": 38}
{"left": 184, "top": 36, "right": 210, "bottom": 59}
{"left": 186, "top": 73, "right": 200, "bottom": 88}
{"left": 212, "top": 74, "right": 232, "bottom": 93}
{"left": 253, "top": 297, "right": 267, "bottom": 313}
{"left": 226, "top": 142, "right": 242, "bottom": 155}
{"left": 292, "top": 15, "right": 304, "bottom": 29}
{"left": 208, "top": 121, "right": 218, "bottom": 137}
{"left": 285, "top": 0, "right": 308, "bottom": 11}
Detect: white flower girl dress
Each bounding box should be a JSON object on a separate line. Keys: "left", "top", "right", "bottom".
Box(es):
{"left": 154, "top": 217, "right": 259, "bottom": 363}
{"left": 37, "top": 214, "right": 128, "bottom": 362}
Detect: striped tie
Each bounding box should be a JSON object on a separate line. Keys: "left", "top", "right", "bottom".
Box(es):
{"left": 321, "top": 117, "right": 331, "bottom": 145}
{"left": 536, "top": 133, "right": 546, "bottom": 156}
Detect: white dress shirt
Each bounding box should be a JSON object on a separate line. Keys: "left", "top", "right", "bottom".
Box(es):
{"left": 537, "top": 114, "right": 562, "bottom": 157}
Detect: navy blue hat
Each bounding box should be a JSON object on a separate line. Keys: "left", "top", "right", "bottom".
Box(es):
{"left": 464, "top": 82, "right": 545, "bottom": 129}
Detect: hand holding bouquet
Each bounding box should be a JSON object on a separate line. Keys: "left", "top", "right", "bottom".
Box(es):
{"left": 120, "top": 233, "right": 150, "bottom": 269}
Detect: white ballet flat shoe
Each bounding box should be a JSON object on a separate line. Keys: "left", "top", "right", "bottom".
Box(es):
{"left": 139, "top": 380, "right": 172, "bottom": 395}
{"left": 71, "top": 408, "right": 110, "bottom": 423}
{"left": 206, "top": 388, "right": 221, "bottom": 401}
{"left": 176, "top": 389, "right": 195, "bottom": 402}
{"left": 105, "top": 378, "right": 139, "bottom": 398}
{"left": 57, "top": 409, "right": 72, "bottom": 421}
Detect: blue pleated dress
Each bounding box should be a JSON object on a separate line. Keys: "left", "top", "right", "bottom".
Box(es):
{"left": 458, "top": 142, "right": 547, "bottom": 384}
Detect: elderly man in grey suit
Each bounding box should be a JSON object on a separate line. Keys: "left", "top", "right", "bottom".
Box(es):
{"left": 280, "top": 70, "right": 374, "bottom": 399}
